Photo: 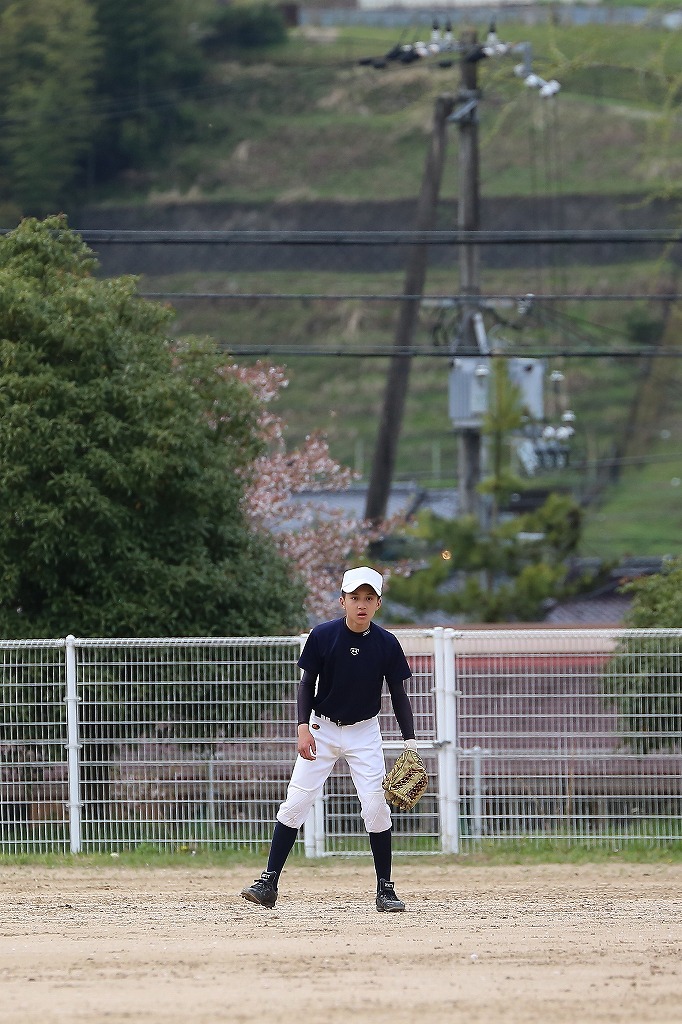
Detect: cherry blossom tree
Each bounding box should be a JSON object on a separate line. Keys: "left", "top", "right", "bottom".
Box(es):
{"left": 228, "top": 362, "right": 380, "bottom": 621}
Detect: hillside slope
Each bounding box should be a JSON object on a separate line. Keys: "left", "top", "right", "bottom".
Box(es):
{"left": 74, "top": 20, "right": 682, "bottom": 557}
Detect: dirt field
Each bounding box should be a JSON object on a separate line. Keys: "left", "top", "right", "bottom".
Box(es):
{"left": 1, "top": 859, "right": 681, "bottom": 1023}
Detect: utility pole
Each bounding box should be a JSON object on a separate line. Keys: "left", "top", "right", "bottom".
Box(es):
{"left": 364, "top": 92, "right": 455, "bottom": 524}
{"left": 364, "top": 25, "right": 559, "bottom": 526}
{"left": 451, "top": 28, "right": 484, "bottom": 520}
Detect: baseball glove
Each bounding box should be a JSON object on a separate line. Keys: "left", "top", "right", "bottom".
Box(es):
{"left": 382, "top": 749, "right": 428, "bottom": 811}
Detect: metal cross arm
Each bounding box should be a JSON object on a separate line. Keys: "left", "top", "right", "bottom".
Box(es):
{"left": 448, "top": 92, "right": 481, "bottom": 124}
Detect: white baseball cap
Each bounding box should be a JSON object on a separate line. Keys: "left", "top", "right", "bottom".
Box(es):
{"left": 341, "top": 566, "right": 383, "bottom": 596}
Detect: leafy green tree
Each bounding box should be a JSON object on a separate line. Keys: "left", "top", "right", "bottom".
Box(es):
{"left": 479, "top": 360, "right": 524, "bottom": 525}
{"left": 90, "top": 0, "right": 206, "bottom": 178}
{"left": 386, "top": 493, "right": 584, "bottom": 623}
{"left": 621, "top": 558, "right": 682, "bottom": 630}
{"left": 0, "top": 216, "right": 306, "bottom": 638}
{"left": 0, "top": 0, "right": 100, "bottom": 214}
{"left": 606, "top": 558, "right": 682, "bottom": 751}
{"left": 522, "top": 492, "right": 582, "bottom": 562}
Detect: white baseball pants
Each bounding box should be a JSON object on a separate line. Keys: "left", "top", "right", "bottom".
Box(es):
{"left": 276, "top": 714, "right": 392, "bottom": 833}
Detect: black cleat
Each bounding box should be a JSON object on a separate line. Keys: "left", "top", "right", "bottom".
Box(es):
{"left": 376, "top": 878, "right": 405, "bottom": 913}
{"left": 241, "top": 870, "right": 278, "bottom": 909}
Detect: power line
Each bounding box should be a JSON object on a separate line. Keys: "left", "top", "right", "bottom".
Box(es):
{"left": 213, "top": 344, "right": 678, "bottom": 359}
{"left": 140, "top": 291, "right": 682, "bottom": 302}
{"left": 578, "top": 450, "right": 682, "bottom": 470}
{"left": 0, "top": 63, "right": 368, "bottom": 129}
{"left": 44, "top": 228, "right": 682, "bottom": 245}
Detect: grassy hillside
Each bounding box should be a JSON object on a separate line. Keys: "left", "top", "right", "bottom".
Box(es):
{"left": 580, "top": 302, "right": 682, "bottom": 557}
{"left": 93, "top": 17, "right": 682, "bottom": 559}
{"left": 93, "top": 21, "right": 682, "bottom": 205}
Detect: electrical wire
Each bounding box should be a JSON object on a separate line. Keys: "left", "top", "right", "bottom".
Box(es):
{"left": 0, "top": 55, "right": 405, "bottom": 129}
{"left": 139, "top": 291, "right": 682, "bottom": 302}
{"left": 40, "top": 229, "right": 682, "bottom": 245}
{"left": 524, "top": 303, "right": 633, "bottom": 347}
{"left": 212, "top": 344, "right": 682, "bottom": 359}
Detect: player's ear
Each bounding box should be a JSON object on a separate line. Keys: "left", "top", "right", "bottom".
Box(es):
{"left": 377, "top": 596, "right": 382, "bottom": 607}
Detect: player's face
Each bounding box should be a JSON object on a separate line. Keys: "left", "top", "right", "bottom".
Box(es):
{"left": 340, "top": 584, "right": 381, "bottom": 632}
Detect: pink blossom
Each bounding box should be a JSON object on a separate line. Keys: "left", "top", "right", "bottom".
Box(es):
{"left": 225, "top": 361, "right": 393, "bottom": 620}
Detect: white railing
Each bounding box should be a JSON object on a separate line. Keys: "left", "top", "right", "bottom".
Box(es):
{"left": 1, "top": 629, "right": 681, "bottom": 855}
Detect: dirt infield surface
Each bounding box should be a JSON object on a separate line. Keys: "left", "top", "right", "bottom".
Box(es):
{"left": 1, "top": 859, "right": 681, "bottom": 1023}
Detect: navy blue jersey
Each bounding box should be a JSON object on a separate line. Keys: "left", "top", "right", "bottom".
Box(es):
{"left": 298, "top": 617, "right": 412, "bottom": 726}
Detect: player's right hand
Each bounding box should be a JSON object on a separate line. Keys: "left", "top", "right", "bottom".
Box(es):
{"left": 297, "top": 725, "right": 316, "bottom": 760}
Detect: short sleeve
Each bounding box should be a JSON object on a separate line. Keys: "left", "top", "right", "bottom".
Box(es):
{"left": 297, "top": 629, "right": 321, "bottom": 676}
{"left": 386, "top": 635, "right": 411, "bottom": 685}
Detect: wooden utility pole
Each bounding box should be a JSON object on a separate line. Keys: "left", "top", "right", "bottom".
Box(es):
{"left": 364, "top": 93, "right": 455, "bottom": 524}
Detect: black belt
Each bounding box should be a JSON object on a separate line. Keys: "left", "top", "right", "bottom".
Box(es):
{"left": 314, "top": 713, "right": 357, "bottom": 727}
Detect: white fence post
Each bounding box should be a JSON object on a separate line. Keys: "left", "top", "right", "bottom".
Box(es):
{"left": 207, "top": 753, "right": 216, "bottom": 840}
{"left": 472, "top": 745, "right": 483, "bottom": 842}
{"left": 432, "top": 627, "right": 452, "bottom": 853}
{"left": 443, "top": 628, "right": 459, "bottom": 854}
{"left": 303, "top": 795, "right": 326, "bottom": 858}
{"left": 64, "top": 635, "right": 82, "bottom": 854}
{"left": 297, "top": 631, "right": 325, "bottom": 859}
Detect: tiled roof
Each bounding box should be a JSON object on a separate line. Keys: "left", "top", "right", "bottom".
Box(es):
{"left": 543, "top": 594, "right": 632, "bottom": 626}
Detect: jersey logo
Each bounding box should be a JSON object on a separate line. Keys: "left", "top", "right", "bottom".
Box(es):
{"left": 350, "top": 647, "right": 360, "bottom": 656}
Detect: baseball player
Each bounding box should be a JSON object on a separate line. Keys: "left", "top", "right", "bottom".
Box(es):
{"left": 241, "top": 565, "right": 418, "bottom": 912}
